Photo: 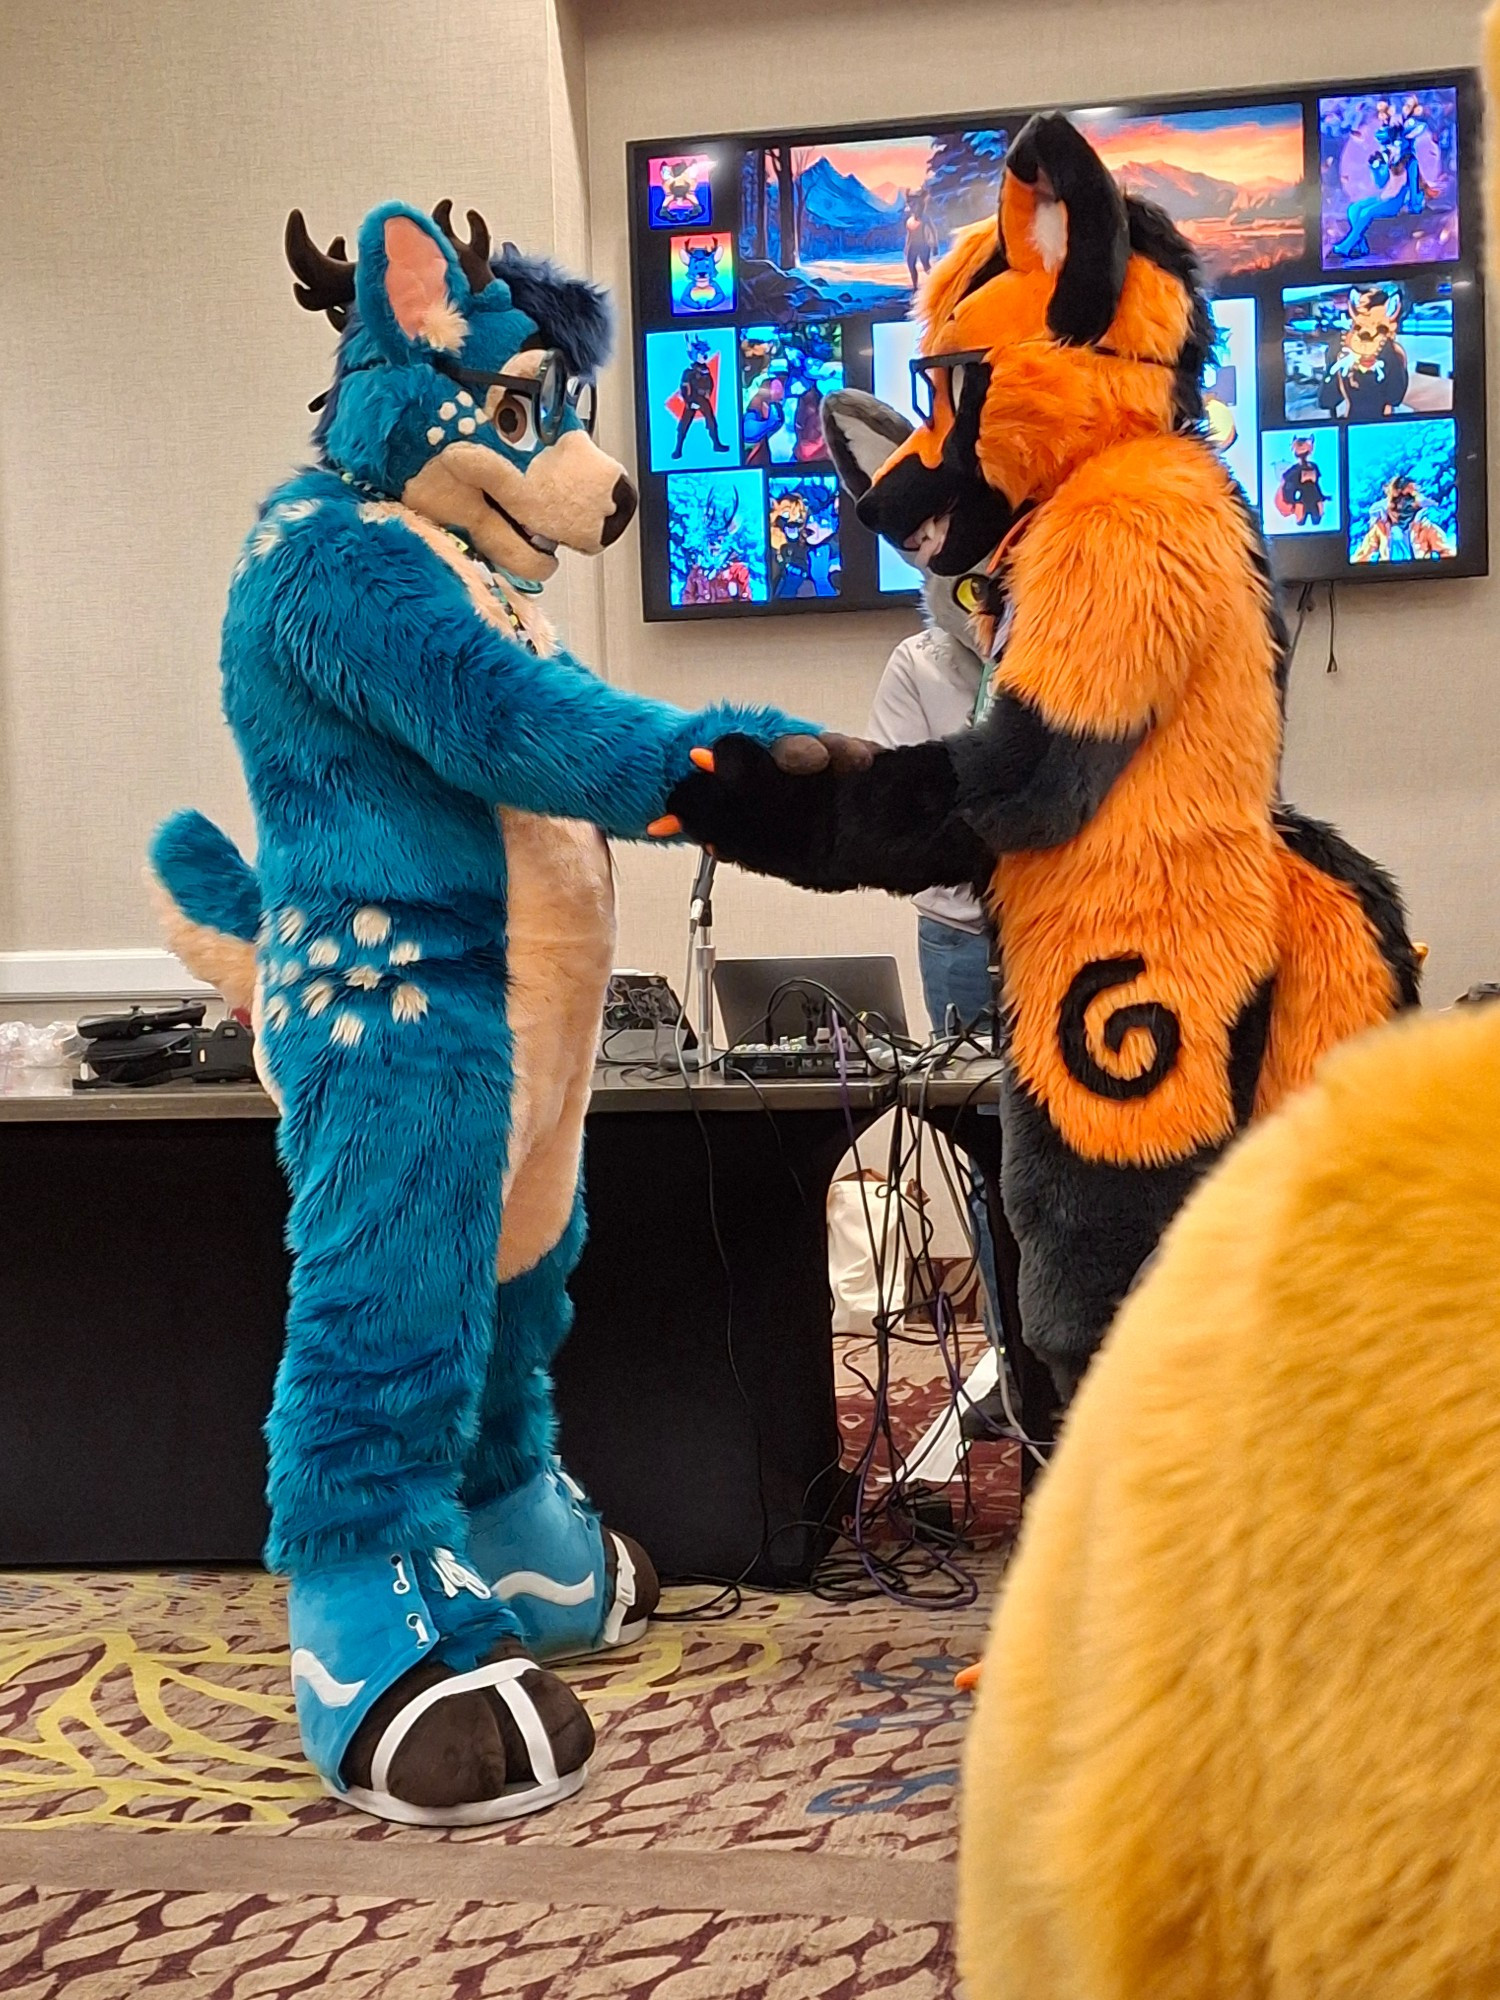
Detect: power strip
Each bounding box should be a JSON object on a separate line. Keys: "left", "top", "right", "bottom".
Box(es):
{"left": 726, "top": 1041, "right": 872, "bottom": 1080}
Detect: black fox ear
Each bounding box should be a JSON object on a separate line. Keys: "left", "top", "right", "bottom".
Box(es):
{"left": 1000, "top": 114, "right": 1128, "bottom": 346}
{"left": 821, "top": 389, "right": 913, "bottom": 500}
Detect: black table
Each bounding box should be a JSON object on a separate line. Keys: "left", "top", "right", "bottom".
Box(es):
{"left": 0, "top": 1065, "right": 892, "bottom": 1585}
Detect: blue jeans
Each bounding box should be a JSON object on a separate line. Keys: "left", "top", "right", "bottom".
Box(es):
{"left": 917, "top": 915, "right": 1002, "bottom": 1348}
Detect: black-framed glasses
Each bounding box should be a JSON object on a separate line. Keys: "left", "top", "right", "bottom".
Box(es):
{"left": 909, "top": 348, "right": 990, "bottom": 425}
{"left": 909, "top": 341, "right": 1173, "bottom": 427}
{"left": 433, "top": 347, "right": 596, "bottom": 445}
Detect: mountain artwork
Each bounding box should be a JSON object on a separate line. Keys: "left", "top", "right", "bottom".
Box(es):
{"left": 1073, "top": 103, "right": 1306, "bottom": 280}
{"left": 734, "top": 130, "right": 1010, "bottom": 317}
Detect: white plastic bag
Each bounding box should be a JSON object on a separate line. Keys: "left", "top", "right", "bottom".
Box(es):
{"left": 827, "top": 1170, "right": 923, "bottom": 1336}
{"left": 0, "top": 1020, "right": 85, "bottom": 1070}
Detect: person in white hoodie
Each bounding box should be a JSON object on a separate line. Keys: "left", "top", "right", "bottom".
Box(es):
{"left": 868, "top": 572, "right": 1015, "bottom": 1439}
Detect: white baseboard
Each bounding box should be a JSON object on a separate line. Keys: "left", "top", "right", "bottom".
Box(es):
{"left": 0, "top": 949, "right": 212, "bottom": 1003}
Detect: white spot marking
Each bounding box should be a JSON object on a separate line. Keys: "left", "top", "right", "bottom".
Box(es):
{"left": 357, "top": 500, "right": 390, "bottom": 524}
{"left": 331, "top": 1010, "right": 364, "bottom": 1048}
{"left": 457, "top": 417, "right": 476, "bottom": 435}
{"left": 278, "top": 908, "right": 305, "bottom": 946}
{"left": 390, "top": 940, "right": 422, "bottom": 966}
{"left": 391, "top": 983, "right": 429, "bottom": 1023}
{"left": 346, "top": 964, "right": 382, "bottom": 990}
{"left": 439, "top": 401, "right": 458, "bottom": 421}
{"left": 304, "top": 979, "right": 335, "bottom": 1017}
{"left": 353, "top": 906, "right": 392, "bottom": 946}
{"left": 457, "top": 391, "right": 474, "bottom": 408}
{"left": 247, "top": 522, "right": 280, "bottom": 560}
{"left": 266, "top": 994, "right": 291, "bottom": 1029}
{"left": 1032, "top": 199, "right": 1068, "bottom": 273}
{"left": 307, "top": 937, "right": 339, "bottom": 969}
{"left": 279, "top": 959, "right": 303, "bottom": 986}
{"left": 278, "top": 498, "right": 321, "bottom": 522}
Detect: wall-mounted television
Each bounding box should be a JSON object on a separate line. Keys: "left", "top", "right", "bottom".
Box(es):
{"left": 627, "top": 70, "right": 1486, "bottom": 621}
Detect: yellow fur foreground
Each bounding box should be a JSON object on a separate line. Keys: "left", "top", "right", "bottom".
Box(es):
{"left": 959, "top": 1003, "right": 1500, "bottom": 1998}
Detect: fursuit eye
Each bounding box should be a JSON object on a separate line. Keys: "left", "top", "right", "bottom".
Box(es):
{"left": 493, "top": 393, "right": 538, "bottom": 451}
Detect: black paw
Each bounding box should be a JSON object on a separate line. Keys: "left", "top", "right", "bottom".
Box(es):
{"left": 668, "top": 734, "right": 837, "bottom": 880}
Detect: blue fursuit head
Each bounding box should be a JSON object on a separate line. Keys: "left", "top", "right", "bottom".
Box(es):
{"left": 149, "top": 198, "right": 835, "bottom": 1824}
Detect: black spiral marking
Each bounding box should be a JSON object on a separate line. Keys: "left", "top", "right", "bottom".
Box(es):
{"left": 1058, "top": 956, "right": 1181, "bottom": 1101}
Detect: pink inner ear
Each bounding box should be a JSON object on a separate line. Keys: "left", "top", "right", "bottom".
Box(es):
{"left": 384, "top": 216, "right": 452, "bottom": 338}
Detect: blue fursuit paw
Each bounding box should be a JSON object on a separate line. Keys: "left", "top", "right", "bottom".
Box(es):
{"left": 469, "top": 1463, "right": 661, "bottom": 1661}
{"left": 288, "top": 1546, "right": 594, "bottom": 1825}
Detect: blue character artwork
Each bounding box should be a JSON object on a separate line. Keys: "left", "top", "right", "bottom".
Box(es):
{"left": 1347, "top": 417, "right": 1459, "bottom": 562}
{"left": 147, "top": 201, "right": 820, "bottom": 1826}
{"left": 644, "top": 328, "right": 739, "bottom": 471}
{"left": 739, "top": 323, "right": 843, "bottom": 469}
{"left": 768, "top": 475, "right": 840, "bottom": 598}
{"left": 668, "top": 469, "right": 768, "bottom": 605}
{"left": 670, "top": 232, "right": 735, "bottom": 315}
{"left": 1321, "top": 90, "right": 1459, "bottom": 269}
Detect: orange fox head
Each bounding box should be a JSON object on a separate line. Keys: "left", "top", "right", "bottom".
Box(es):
{"left": 824, "top": 114, "right": 1214, "bottom": 577}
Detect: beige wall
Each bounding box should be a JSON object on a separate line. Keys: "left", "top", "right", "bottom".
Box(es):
{"left": 581, "top": 0, "right": 1500, "bottom": 1013}
{"left": 0, "top": 0, "right": 1494, "bottom": 1017}
{"left": 0, "top": 0, "right": 592, "bottom": 956}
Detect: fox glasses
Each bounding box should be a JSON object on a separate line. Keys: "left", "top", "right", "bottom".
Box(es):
{"left": 434, "top": 348, "right": 597, "bottom": 446}
{"left": 909, "top": 349, "right": 990, "bottom": 425}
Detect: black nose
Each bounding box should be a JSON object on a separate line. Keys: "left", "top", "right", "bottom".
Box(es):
{"left": 600, "top": 474, "right": 638, "bottom": 548}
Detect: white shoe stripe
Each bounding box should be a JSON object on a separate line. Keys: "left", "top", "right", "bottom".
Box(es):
{"left": 368, "top": 1659, "right": 535, "bottom": 1797}
{"left": 290, "top": 1649, "right": 367, "bottom": 1708}
{"left": 492, "top": 1569, "right": 596, "bottom": 1608}
{"left": 492, "top": 1677, "right": 558, "bottom": 1789}
{"left": 602, "top": 1534, "right": 636, "bottom": 1648}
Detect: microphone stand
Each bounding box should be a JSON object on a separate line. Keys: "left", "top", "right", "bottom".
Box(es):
{"left": 688, "top": 850, "right": 717, "bottom": 1071}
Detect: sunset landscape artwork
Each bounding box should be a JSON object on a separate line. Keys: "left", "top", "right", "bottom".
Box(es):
{"left": 1073, "top": 102, "right": 1306, "bottom": 280}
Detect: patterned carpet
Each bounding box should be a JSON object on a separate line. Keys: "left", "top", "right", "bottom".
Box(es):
{"left": 0, "top": 1330, "right": 1018, "bottom": 1998}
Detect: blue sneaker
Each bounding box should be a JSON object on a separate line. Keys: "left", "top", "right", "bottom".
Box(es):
{"left": 288, "top": 1546, "right": 590, "bottom": 1825}
{"left": 468, "top": 1464, "right": 660, "bottom": 1661}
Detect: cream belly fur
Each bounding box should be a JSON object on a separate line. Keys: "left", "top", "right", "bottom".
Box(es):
{"left": 374, "top": 502, "right": 617, "bottom": 1283}
{"left": 495, "top": 808, "right": 615, "bottom": 1281}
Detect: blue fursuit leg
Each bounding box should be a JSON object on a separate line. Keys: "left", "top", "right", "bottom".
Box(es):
{"left": 465, "top": 1191, "right": 658, "bottom": 1657}
{"left": 260, "top": 976, "right": 598, "bottom": 1815}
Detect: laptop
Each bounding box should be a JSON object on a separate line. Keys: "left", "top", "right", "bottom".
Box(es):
{"left": 713, "top": 955, "right": 908, "bottom": 1050}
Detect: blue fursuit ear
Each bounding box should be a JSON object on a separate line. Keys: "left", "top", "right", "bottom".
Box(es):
{"left": 491, "top": 243, "right": 613, "bottom": 378}
{"left": 353, "top": 201, "right": 472, "bottom": 364}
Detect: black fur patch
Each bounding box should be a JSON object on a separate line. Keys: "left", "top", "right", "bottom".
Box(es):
{"left": 961, "top": 240, "right": 1010, "bottom": 297}
{"left": 1057, "top": 957, "right": 1181, "bottom": 1100}
{"left": 950, "top": 691, "right": 1141, "bottom": 850}
{"left": 1007, "top": 115, "right": 1130, "bottom": 348}
{"left": 1228, "top": 976, "right": 1275, "bottom": 1126}
{"left": 998, "top": 1067, "right": 1207, "bottom": 1381}
{"left": 1273, "top": 806, "right": 1421, "bottom": 1007}
{"left": 1123, "top": 197, "right": 1214, "bottom": 429}
{"left": 856, "top": 359, "right": 1016, "bottom": 573}
{"left": 1224, "top": 472, "right": 1293, "bottom": 712}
